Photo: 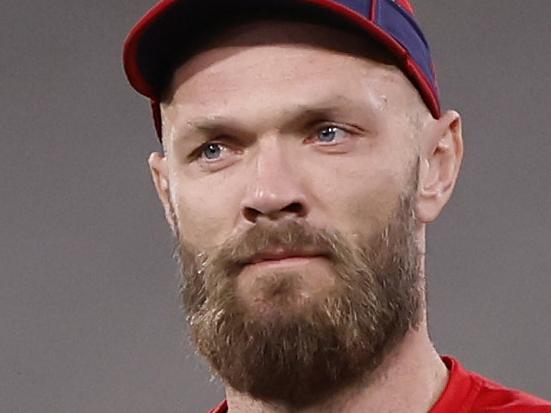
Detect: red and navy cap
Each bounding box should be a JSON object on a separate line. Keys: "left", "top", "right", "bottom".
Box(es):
{"left": 123, "top": 0, "right": 440, "bottom": 141}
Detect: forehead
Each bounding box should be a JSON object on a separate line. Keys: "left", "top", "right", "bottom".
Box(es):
{"left": 163, "top": 20, "right": 420, "bottom": 130}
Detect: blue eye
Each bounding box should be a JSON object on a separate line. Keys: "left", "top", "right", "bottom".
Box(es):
{"left": 201, "top": 143, "right": 225, "bottom": 160}
{"left": 317, "top": 126, "right": 346, "bottom": 143}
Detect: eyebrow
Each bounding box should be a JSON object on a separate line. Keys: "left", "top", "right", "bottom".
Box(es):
{"left": 169, "top": 116, "right": 237, "bottom": 149}
{"left": 175, "top": 95, "right": 372, "bottom": 141}
{"left": 284, "top": 95, "right": 371, "bottom": 128}
{"left": 183, "top": 116, "right": 234, "bottom": 134}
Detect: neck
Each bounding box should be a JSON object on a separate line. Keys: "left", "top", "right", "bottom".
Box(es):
{"left": 225, "top": 323, "right": 448, "bottom": 413}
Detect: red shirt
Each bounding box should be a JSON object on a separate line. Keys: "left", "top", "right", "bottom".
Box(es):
{"left": 208, "top": 356, "right": 551, "bottom": 413}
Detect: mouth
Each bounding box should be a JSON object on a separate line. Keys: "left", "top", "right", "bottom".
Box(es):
{"left": 241, "top": 248, "right": 328, "bottom": 267}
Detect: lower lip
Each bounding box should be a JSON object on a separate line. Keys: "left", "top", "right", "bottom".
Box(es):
{"left": 246, "top": 256, "right": 324, "bottom": 269}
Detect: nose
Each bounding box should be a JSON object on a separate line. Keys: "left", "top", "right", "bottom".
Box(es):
{"left": 240, "top": 139, "right": 308, "bottom": 223}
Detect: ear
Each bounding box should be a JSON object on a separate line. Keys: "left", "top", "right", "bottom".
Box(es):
{"left": 148, "top": 152, "right": 177, "bottom": 233}
{"left": 416, "top": 110, "right": 464, "bottom": 223}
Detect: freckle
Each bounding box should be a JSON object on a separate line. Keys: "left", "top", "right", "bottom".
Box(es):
{"left": 375, "top": 95, "right": 389, "bottom": 111}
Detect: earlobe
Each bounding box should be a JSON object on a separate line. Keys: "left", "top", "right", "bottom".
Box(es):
{"left": 416, "top": 110, "right": 464, "bottom": 223}
{"left": 148, "top": 152, "right": 176, "bottom": 232}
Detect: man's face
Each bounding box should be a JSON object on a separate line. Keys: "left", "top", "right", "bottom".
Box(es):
{"left": 156, "top": 20, "right": 427, "bottom": 406}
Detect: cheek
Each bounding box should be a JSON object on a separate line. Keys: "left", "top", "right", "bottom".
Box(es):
{"left": 346, "top": 178, "right": 401, "bottom": 230}
{"left": 306, "top": 158, "right": 405, "bottom": 235}
{"left": 169, "top": 176, "right": 241, "bottom": 247}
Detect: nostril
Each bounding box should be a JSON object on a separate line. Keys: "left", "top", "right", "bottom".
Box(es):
{"left": 243, "top": 206, "right": 262, "bottom": 223}
{"left": 282, "top": 202, "right": 304, "bottom": 215}
{"left": 242, "top": 201, "right": 306, "bottom": 223}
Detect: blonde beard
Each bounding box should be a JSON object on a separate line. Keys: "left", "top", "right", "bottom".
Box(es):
{"left": 171, "top": 163, "right": 422, "bottom": 408}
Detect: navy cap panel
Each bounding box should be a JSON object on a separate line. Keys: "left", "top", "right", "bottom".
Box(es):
{"left": 375, "top": 0, "right": 435, "bottom": 84}
{"left": 332, "top": 0, "right": 372, "bottom": 17}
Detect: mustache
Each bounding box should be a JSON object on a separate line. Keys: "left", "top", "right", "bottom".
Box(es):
{"left": 178, "top": 219, "right": 353, "bottom": 276}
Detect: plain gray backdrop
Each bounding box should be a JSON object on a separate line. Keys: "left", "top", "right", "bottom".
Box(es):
{"left": 1, "top": 1, "right": 550, "bottom": 412}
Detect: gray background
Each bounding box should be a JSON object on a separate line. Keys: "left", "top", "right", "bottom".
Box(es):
{"left": 1, "top": 1, "right": 550, "bottom": 412}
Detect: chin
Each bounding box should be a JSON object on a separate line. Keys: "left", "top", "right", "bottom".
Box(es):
{"left": 237, "top": 269, "right": 335, "bottom": 320}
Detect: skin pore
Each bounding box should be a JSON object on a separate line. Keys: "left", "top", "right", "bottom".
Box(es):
{"left": 148, "top": 20, "right": 463, "bottom": 413}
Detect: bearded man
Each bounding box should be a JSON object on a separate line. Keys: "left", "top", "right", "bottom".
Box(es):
{"left": 123, "top": 1, "right": 551, "bottom": 412}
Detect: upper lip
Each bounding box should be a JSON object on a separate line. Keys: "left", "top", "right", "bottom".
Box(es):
{"left": 243, "top": 248, "right": 326, "bottom": 265}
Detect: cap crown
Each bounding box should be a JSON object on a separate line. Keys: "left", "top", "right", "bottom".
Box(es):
{"left": 334, "top": 0, "right": 414, "bottom": 15}
{"left": 393, "top": 0, "right": 414, "bottom": 14}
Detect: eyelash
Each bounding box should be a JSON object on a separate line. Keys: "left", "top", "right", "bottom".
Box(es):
{"left": 311, "top": 123, "right": 352, "bottom": 144}
{"left": 186, "top": 140, "right": 222, "bottom": 160}
{"left": 190, "top": 123, "right": 357, "bottom": 162}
